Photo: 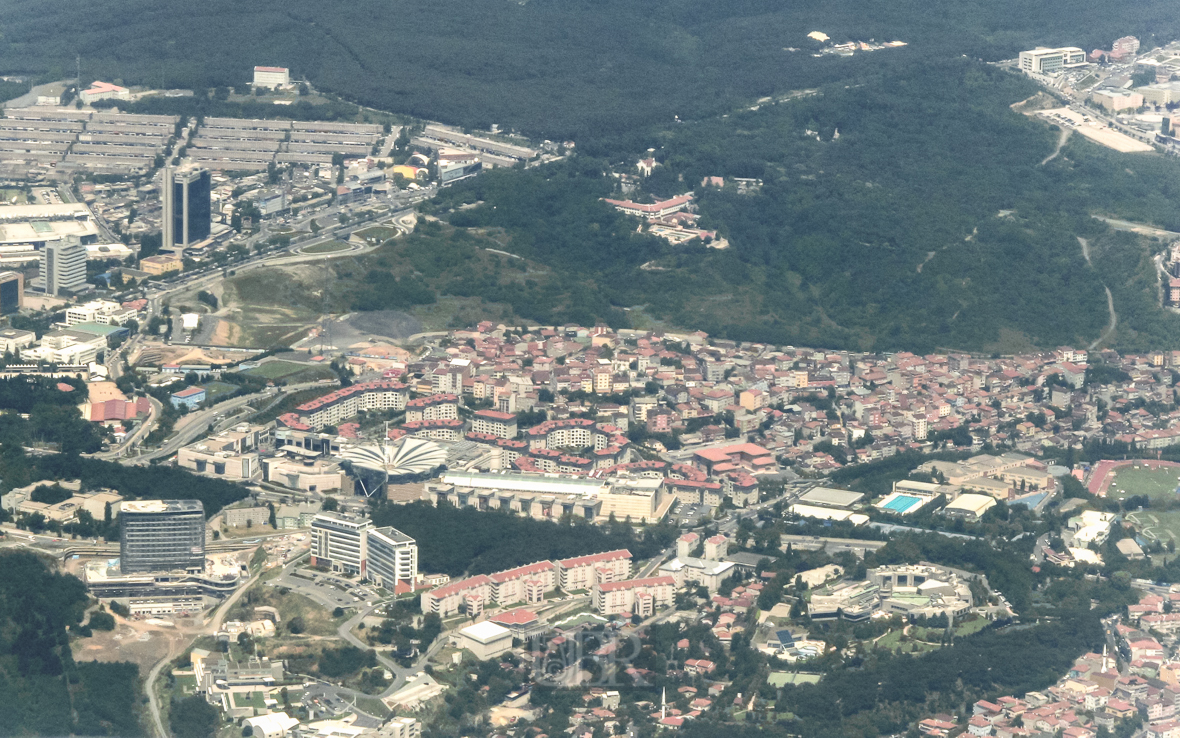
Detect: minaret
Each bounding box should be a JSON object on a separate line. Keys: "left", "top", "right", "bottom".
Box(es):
{"left": 661, "top": 687, "right": 666, "bottom": 720}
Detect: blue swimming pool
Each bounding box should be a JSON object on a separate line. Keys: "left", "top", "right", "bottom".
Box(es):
{"left": 881, "top": 494, "right": 923, "bottom": 513}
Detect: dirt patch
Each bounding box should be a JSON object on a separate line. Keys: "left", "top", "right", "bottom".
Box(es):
{"left": 74, "top": 620, "right": 188, "bottom": 673}
{"left": 334, "top": 311, "right": 424, "bottom": 344}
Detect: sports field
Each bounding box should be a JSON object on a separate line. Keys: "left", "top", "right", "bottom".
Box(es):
{"left": 1125, "top": 509, "right": 1180, "bottom": 544}
{"left": 242, "top": 360, "right": 335, "bottom": 383}
{"left": 1104, "top": 465, "right": 1180, "bottom": 504}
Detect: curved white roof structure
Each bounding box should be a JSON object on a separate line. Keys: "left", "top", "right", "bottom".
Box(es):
{"left": 342, "top": 436, "right": 447, "bottom": 477}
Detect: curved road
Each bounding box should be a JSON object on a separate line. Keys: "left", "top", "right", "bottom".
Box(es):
{"left": 145, "top": 549, "right": 274, "bottom": 738}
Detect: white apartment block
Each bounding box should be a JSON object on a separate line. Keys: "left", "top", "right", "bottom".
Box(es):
{"left": 1019, "top": 47, "right": 1086, "bottom": 75}
{"left": 489, "top": 560, "right": 557, "bottom": 605}
{"left": 310, "top": 512, "right": 372, "bottom": 576}
{"left": 594, "top": 576, "right": 675, "bottom": 617}
{"left": 404, "top": 393, "right": 460, "bottom": 423}
{"left": 366, "top": 526, "right": 418, "bottom": 591}
{"left": 253, "top": 66, "right": 290, "bottom": 89}
{"left": 557, "top": 549, "right": 633, "bottom": 591}
{"left": 421, "top": 575, "right": 493, "bottom": 617}
{"left": 295, "top": 381, "right": 409, "bottom": 430}
{"left": 471, "top": 409, "right": 518, "bottom": 439}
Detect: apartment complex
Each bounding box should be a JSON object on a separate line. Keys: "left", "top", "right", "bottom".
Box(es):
{"left": 404, "top": 393, "right": 459, "bottom": 423}
{"left": 471, "top": 409, "right": 518, "bottom": 439}
{"left": 555, "top": 549, "right": 633, "bottom": 591}
{"left": 284, "top": 381, "right": 409, "bottom": 431}
{"left": 119, "top": 499, "right": 206, "bottom": 574}
{"left": 593, "top": 576, "right": 676, "bottom": 616}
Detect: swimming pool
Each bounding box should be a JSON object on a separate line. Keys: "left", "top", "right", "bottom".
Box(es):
{"left": 880, "top": 494, "right": 923, "bottom": 513}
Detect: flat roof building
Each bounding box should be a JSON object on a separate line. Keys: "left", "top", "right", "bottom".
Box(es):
{"left": 367, "top": 526, "right": 418, "bottom": 592}
{"left": 119, "top": 499, "right": 205, "bottom": 574}
{"left": 310, "top": 512, "right": 372, "bottom": 576}
{"left": 457, "top": 621, "right": 513, "bottom": 661}
{"left": 1019, "top": 47, "right": 1087, "bottom": 75}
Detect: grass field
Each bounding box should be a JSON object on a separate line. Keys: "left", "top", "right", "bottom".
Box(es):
{"left": 201, "top": 380, "right": 240, "bottom": 403}
{"left": 352, "top": 226, "right": 399, "bottom": 243}
{"left": 302, "top": 240, "right": 351, "bottom": 254}
{"left": 1105, "top": 465, "right": 1180, "bottom": 504}
{"left": 1126, "top": 508, "right": 1180, "bottom": 544}
{"left": 243, "top": 360, "right": 335, "bottom": 382}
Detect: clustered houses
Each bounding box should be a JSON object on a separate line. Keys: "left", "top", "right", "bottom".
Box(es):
{"left": 923, "top": 592, "right": 1180, "bottom": 738}
{"left": 377, "top": 323, "right": 1177, "bottom": 483}
{"left": 422, "top": 550, "right": 633, "bottom": 617}
{"left": 275, "top": 322, "right": 1180, "bottom": 515}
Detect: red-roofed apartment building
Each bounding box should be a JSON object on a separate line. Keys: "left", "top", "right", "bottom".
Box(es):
{"left": 556, "top": 549, "right": 633, "bottom": 591}
{"left": 593, "top": 576, "right": 675, "bottom": 616}
{"left": 489, "top": 560, "right": 557, "bottom": 605}
{"left": 421, "top": 575, "right": 493, "bottom": 617}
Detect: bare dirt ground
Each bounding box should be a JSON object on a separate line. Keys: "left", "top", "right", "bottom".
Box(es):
{"left": 75, "top": 619, "right": 190, "bottom": 673}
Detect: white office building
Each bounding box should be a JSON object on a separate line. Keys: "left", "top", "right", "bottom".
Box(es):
{"left": 1019, "top": 47, "right": 1086, "bottom": 75}
{"left": 253, "top": 66, "right": 291, "bottom": 89}
{"left": 310, "top": 512, "right": 372, "bottom": 576}
{"left": 366, "top": 526, "right": 418, "bottom": 591}
{"left": 40, "top": 238, "right": 88, "bottom": 296}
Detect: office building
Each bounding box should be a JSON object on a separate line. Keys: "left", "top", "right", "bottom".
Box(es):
{"left": 40, "top": 238, "right": 88, "bottom": 296}
{"left": 162, "top": 166, "right": 212, "bottom": 251}
{"left": 1018, "top": 47, "right": 1087, "bottom": 75}
{"left": 252, "top": 66, "right": 290, "bottom": 89}
{"left": 0, "top": 271, "right": 21, "bottom": 314}
{"left": 310, "top": 512, "right": 372, "bottom": 575}
{"left": 119, "top": 499, "right": 206, "bottom": 574}
{"left": 366, "top": 526, "right": 418, "bottom": 591}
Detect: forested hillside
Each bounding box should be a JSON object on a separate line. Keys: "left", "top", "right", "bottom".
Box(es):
{"left": 4, "top": 0, "right": 1180, "bottom": 142}
{"left": 372, "top": 501, "right": 677, "bottom": 576}
{"left": 425, "top": 60, "right": 1180, "bottom": 352}
{"left": 0, "top": 551, "right": 143, "bottom": 736}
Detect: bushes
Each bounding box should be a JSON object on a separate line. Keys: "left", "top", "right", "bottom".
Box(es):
{"left": 88, "top": 611, "right": 116, "bottom": 631}
{"left": 317, "top": 645, "right": 377, "bottom": 678}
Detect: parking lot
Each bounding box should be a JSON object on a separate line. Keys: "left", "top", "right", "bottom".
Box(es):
{"left": 268, "top": 567, "right": 380, "bottom": 611}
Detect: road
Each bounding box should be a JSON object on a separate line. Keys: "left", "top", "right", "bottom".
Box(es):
{"left": 112, "top": 380, "right": 334, "bottom": 466}
{"left": 145, "top": 549, "right": 272, "bottom": 738}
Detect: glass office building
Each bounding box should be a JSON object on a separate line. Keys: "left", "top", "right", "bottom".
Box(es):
{"left": 119, "top": 499, "right": 206, "bottom": 574}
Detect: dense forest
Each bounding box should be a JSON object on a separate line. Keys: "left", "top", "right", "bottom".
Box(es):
{"left": 5, "top": 0, "right": 1180, "bottom": 144}
{"left": 0, "top": 551, "right": 143, "bottom": 736}
{"left": 371, "top": 501, "right": 678, "bottom": 576}
{"left": 421, "top": 59, "right": 1180, "bottom": 352}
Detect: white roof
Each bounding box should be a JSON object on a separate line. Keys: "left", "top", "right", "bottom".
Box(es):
{"left": 459, "top": 621, "right": 512, "bottom": 644}
{"left": 244, "top": 713, "right": 298, "bottom": 734}
{"left": 944, "top": 494, "right": 996, "bottom": 515}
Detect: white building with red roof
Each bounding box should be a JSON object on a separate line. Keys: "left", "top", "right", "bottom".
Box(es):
{"left": 593, "top": 576, "right": 674, "bottom": 616}
{"left": 421, "top": 574, "right": 493, "bottom": 617}
{"left": 556, "top": 549, "right": 633, "bottom": 591}
{"left": 489, "top": 560, "right": 557, "bottom": 605}
{"left": 253, "top": 66, "right": 290, "bottom": 89}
